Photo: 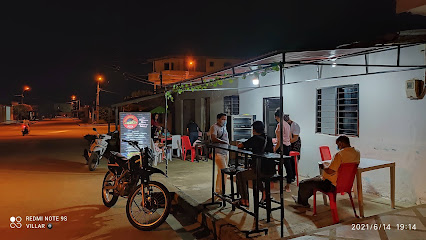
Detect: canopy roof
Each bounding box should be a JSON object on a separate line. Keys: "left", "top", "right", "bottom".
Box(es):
{"left": 165, "top": 43, "right": 424, "bottom": 87}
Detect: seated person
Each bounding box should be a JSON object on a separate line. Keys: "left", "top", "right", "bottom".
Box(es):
{"left": 235, "top": 121, "right": 274, "bottom": 207}
{"left": 292, "top": 135, "right": 360, "bottom": 207}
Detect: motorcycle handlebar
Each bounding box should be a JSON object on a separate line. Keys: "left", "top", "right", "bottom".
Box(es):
{"left": 122, "top": 139, "right": 139, "bottom": 146}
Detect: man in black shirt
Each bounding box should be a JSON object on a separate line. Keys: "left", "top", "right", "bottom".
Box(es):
{"left": 235, "top": 121, "right": 274, "bottom": 207}
{"left": 186, "top": 120, "right": 200, "bottom": 145}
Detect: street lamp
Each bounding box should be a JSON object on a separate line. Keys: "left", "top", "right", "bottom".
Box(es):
{"left": 21, "top": 86, "right": 30, "bottom": 104}
{"left": 95, "top": 75, "right": 103, "bottom": 123}
{"left": 71, "top": 95, "right": 80, "bottom": 119}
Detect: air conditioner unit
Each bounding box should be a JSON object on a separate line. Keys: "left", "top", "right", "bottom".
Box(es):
{"left": 406, "top": 79, "right": 425, "bottom": 100}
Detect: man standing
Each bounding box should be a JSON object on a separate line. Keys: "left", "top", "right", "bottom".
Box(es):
{"left": 273, "top": 108, "right": 293, "bottom": 192}
{"left": 209, "top": 113, "right": 229, "bottom": 194}
{"left": 292, "top": 135, "right": 360, "bottom": 207}
{"left": 284, "top": 114, "right": 301, "bottom": 182}
{"left": 187, "top": 120, "right": 200, "bottom": 145}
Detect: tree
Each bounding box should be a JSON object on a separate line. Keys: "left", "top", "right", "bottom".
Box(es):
{"left": 13, "top": 104, "right": 33, "bottom": 120}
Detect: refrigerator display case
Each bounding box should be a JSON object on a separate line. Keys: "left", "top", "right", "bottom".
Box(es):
{"left": 227, "top": 115, "right": 254, "bottom": 141}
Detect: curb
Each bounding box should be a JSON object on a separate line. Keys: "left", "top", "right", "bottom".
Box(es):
{"left": 171, "top": 190, "right": 248, "bottom": 240}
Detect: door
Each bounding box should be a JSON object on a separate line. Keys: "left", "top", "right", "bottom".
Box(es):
{"left": 263, "top": 98, "right": 281, "bottom": 138}
{"left": 183, "top": 99, "right": 196, "bottom": 134}
{"left": 204, "top": 97, "right": 210, "bottom": 132}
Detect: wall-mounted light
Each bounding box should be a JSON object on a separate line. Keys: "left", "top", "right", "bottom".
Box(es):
{"left": 252, "top": 78, "right": 259, "bottom": 85}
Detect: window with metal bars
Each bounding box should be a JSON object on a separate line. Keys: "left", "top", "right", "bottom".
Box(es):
{"left": 316, "top": 84, "right": 359, "bottom": 136}
{"left": 224, "top": 95, "right": 239, "bottom": 115}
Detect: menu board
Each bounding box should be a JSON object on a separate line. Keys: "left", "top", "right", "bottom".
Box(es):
{"left": 119, "top": 112, "right": 151, "bottom": 158}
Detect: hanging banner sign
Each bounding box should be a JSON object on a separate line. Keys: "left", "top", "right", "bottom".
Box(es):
{"left": 119, "top": 112, "right": 151, "bottom": 158}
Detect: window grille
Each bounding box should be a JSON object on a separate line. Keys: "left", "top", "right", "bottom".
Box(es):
{"left": 316, "top": 84, "right": 359, "bottom": 136}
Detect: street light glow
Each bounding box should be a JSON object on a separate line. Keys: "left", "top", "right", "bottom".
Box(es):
{"left": 96, "top": 75, "right": 103, "bottom": 81}
{"left": 189, "top": 61, "right": 193, "bottom": 65}
{"left": 24, "top": 86, "right": 30, "bottom": 91}
{"left": 71, "top": 95, "right": 76, "bottom": 100}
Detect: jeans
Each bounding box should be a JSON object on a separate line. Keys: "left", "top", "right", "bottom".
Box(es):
{"left": 277, "top": 145, "right": 293, "bottom": 184}
{"left": 189, "top": 132, "right": 198, "bottom": 145}
{"left": 297, "top": 176, "right": 336, "bottom": 206}
{"left": 236, "top": 168, "right": 273, "bottom": 201}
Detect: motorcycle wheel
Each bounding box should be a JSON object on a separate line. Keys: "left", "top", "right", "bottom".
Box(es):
{"left": 126, "top": 181, "right": 171, "bottom": 231}
{"left": 102, "top": 171, "right": 119, "bottom": 207}
{"left": 88, "top": 152, "right": 99, "bottom": 171}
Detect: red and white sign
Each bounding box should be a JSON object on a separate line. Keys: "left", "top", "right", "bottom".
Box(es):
{"left": 122, "top": 114, "right": 138, "bottom": 129}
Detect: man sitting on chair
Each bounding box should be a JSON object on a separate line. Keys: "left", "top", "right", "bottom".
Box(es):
{"left": 292, "top": 135, "right": 360, "bottom": 207}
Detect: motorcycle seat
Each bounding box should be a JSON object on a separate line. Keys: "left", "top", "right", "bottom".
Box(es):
{"left": 110, "top": 151, "right": 128, "bottom": 161}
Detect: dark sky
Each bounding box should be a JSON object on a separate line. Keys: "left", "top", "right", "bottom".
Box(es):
{"left": 0, "top": 0, "right": 403, "bottom": 106}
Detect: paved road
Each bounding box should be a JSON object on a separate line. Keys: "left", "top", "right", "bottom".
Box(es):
{"left": 0, "top": 119, "right": 200, "bottom": 240}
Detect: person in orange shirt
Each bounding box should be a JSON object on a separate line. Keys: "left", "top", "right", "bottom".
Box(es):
{"left": 292, "top": 135, "right": 360, "bottom": 207}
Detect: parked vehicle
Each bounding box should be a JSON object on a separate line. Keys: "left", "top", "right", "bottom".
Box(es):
{"left": 84, "top": 128, "right": 119, "bottom": 171}
{"left": 101, "top": 139, "right": 171, "bottom": 231}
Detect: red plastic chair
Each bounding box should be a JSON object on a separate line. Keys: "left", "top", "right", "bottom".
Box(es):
{"left": 319, "top": 146, "right": 332, "bottom": 161}
{"left": 289, "top": 151, "right": 300, "bottom": 186}
{"left": 313, "top": 162, "right": 359, "bottom": 224}
{"left": 181, "top": 136, "right": 196, "bottom": 162}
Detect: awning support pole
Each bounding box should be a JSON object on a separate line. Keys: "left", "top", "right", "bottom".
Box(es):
{"left": 279, "top": 52, "right": 285, "bottom": 238}
{"left": 165, "top": 86, "right": 168, "bottom": 177}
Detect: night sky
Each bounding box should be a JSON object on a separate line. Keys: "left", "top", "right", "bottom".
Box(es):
{"left": 0, "top": 0, "right": 410, "bottom": 107}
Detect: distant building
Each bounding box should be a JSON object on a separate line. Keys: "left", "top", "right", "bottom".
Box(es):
{"left": 148, "top": 56, "right": 241, "bottom": 86}
{"left": 0, "top": 105, "right": 13, "bottom": 123}
{"left": 53, "top": 103, "right": 72, "bottom": 117}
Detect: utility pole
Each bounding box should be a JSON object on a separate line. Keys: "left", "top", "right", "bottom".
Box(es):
{"left": 96, "top": 81, "right": 100, "bottom": 122}
{"left": 95, "top": 75, "right": 103, "bottom": 123}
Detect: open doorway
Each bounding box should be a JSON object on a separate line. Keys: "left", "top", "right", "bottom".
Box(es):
{"left": 183, "top": 99, "right": 196, "bottom": 134}
{"left": 203, "top": 97, "right": 210, "bottom": 132}
{"left": 263, "top": 97, "right": 280, "bottom": 138}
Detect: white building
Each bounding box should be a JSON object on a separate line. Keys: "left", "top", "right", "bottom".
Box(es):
{"left": 172, "top": 43, "right": 426, "bottom": 204}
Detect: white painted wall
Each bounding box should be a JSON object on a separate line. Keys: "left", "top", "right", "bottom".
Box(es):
{"left": 239, "top": 44, "right": 426, "bottom": 204}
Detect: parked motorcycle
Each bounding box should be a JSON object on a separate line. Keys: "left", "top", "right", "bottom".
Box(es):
{"left": 101, "top": 139, "right": 171, "bottom": 231}
{"left": 21, "top": 124, "right": 29, "bottom": 136}
{"left": 84, "top": 128, "right": 119, "bottom": 171}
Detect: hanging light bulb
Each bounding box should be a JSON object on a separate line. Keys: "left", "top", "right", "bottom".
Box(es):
{"left": 252, "top": 78, "right": 259, "bottom": 85}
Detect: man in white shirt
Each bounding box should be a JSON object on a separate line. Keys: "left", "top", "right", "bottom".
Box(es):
{"left": 273, "top": 108, "right": 293, "bottom": 192}
{"left": 284, "top": 114, "right": 301, "bottom": 182}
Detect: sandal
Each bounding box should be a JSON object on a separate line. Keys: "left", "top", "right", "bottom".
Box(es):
{"left": 232, "top": 199, "right": 249, "bottom": 207}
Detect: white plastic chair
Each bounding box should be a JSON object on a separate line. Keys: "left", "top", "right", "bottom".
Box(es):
{"left": 172, "top": 135, "right": 181, "bottom": 158}
{"left": 150, "top": 138, "right": 163, "bottom": 166}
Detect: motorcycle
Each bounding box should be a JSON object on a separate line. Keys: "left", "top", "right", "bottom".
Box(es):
{"left": 101, "top": 139, "right": 171, "bottom": 231}
{"left": 21, "top": 124, "right": 29, "bottom": 136}
{"left": 84, "top": 128, "right": 119, "bottom": 171}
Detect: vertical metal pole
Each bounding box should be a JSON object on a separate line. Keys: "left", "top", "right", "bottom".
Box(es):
{"left": 115, "top": 107, "right": 119, "bottom": 131}
{"left": 397, "top": 45, "right": 401, "bottom": 67}
{"left": 165, "top": 86, "right": 168, "bottom": 177}
{"left": 279, "top": 53, "right": 285, "bottom": 238}
{"left": 107, "top": 108, "right": 111, "bottom": 133}
{"left": 96, "top": 81, "right": 100, "bottom": 123}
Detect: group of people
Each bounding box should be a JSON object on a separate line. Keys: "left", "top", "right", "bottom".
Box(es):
{"left": 210, "top": 109, "right": 360, "bottom": 209}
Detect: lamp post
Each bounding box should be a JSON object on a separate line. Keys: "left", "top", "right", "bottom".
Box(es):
{"left": 21, "top": 86, "right": 30, "bottom": 104}
{"left": 95, "top": 76, "right": 103, "bottom": 123}
{"left": 71, "top": 95, "right": 80, "bottom": 119}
